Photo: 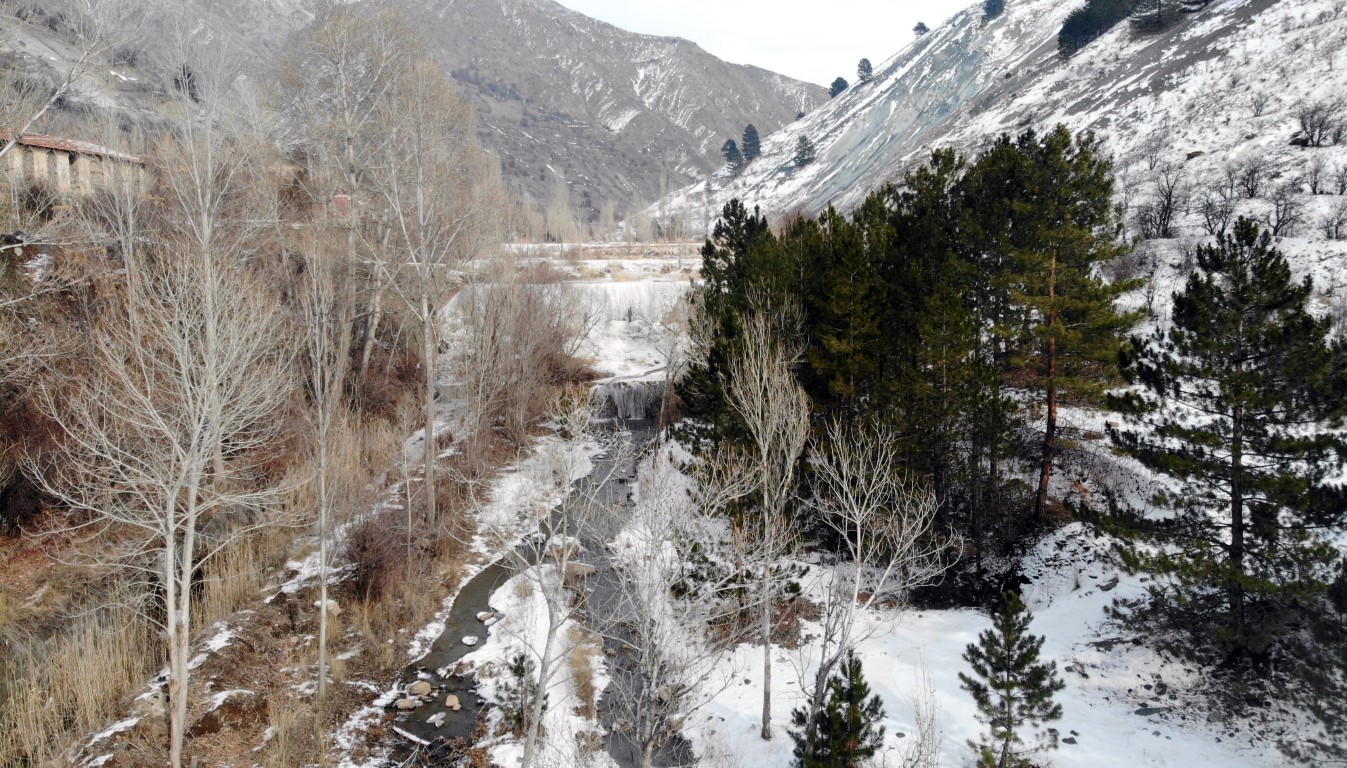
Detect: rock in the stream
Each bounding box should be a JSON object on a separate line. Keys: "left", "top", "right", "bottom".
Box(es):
{"left": 426, "top": 712, "right": 446, "bottom": 728}
{"left": 407, "top": 681, "right": 432, "bottom": 698}
{"left": 462, "top": 635, "right": 479, "bottom": 647}
{"left": 475, "top": 611, "right": 494, "bottom": 622}
{"left": 395, "top": 697, "right": 420, "bottom": 711}
{"left": 484, "top": 615, "right": 500, "bottom": 627}
{"left": 564, "top": 562, "right": 599, "bottom": 580}
{"left": 445, "top": 694, "right": 461, "bottom": 711}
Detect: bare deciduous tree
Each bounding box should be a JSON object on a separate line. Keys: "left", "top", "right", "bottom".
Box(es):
{"left": 722, "top": 304, "right": 810, "bottom": 741}
{"left": 1264, "top": 179, "right": 1308, "bottom": 236}
{"left": 277, "top": 1, "right": 419, "bottom": 379}
{"left": 1296, "top": 98, "right": 1344, "bottom": 147}
{"left": 491, "top": 393, "right": 631, "bottom": 768}
{"left": 298, "top": 233, "right": 354, "bottom": 718}
{"left": 1307, "top": 155, "right": 1330, "bottom": 195}
{"left": 1196, "top": 178, "right": 1237, "bottom": 237}
{"left": 1134, "top": 163, "right": 1189, "bottom": 239}
{"left": 791, "top": 420, "right": 951, "bottom": 751}
{"left": 1321, "top": 199, "right": 1347, "bottom": 240}
{"left": 32, "top": 242, "right": 292, "bottom": 768}
{"left": 373, "top": 57, "right": 503, "bottom": 524}
{"left": 599, "top": 446, "right": 743, "bottom": 768}
{"left": 1234, "top": 156, "right": 1270, "bottom": 199}
{"left": 452, "top": 263, "right": 601, "bottom": 442}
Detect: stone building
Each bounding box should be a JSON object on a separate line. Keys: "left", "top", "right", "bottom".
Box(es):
{"left": 0, "top": 131, "right": 147, "bottom": 196}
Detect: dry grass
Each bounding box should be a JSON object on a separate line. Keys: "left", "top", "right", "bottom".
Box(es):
{"left": 567, "top": 626, "right": 602, "bottom": 720}
{"left": 0, "top": 588, "right": 156, "bottom": 765}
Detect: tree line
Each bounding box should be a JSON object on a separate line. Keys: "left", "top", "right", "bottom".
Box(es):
{"left": 682, "top": 124, "right": 1347, "bottom": 763}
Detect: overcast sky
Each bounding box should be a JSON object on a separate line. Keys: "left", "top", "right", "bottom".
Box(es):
{"left": 553, "top": 0, "right": 971, "bottom": 86}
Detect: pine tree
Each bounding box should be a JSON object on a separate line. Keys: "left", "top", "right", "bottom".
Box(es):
{"left": 856, "top": 58, "right": 873, "bottom": 83}
{"left": 960, "top": 591, "right": 1065, "bottom": 768}
{"left": 1109, "top": 218, "right": 1347, "bottom": 664}
{"left": 794, "top": 135, "right": 818, "bottom": 168}
{"left": 967, "top": 126, "right": 1141, "bottom": 524}
{"left": 790, "top": 650, "right": 886, "bottom": 768}
{"left": 984, "top": 0, "right": 1006, "bottom": 19}
{"left": 722, "top": 138, "right": 744, "bottom": 172}
{"left": 829, "top": 77, "right": 849, "bottom": 98}
{"left": 742, "top": 124, "right": 762, "bottom": 162}
{"left": 913, "top": 21, "right": 930, "bottom": 35}
{"left": 796, "top": 110, "right": 807, "bottom": 120}
{"left": 680, "top": 199, "right": 783, "bottom": 445}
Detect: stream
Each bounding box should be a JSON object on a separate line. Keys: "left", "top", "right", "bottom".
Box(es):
{"left": 388, "top": 380, "right": 692, "bottom": 767}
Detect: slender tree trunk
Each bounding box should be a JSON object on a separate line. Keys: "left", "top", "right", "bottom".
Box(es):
{"left": 169, "top": 484, "right": 201, "bottom": 768}
{"left": 317, "top": 432, "right": 330, "bottom": 707}
{"left": 1033, "top": 255, "right": 1059, "bottom": 523}
{"left": 760, "top": 563, "right": 773, "bottom": 740}
{"left": 1229, "top": 405, "right": 1245, "bottom": 654}
{"left": 422, "top": 292, "right": 438, "bottom": 525}
{"left": 1034, "top": 370, "right": 1057, "bottom": 523}
{"left": 164, "top": 536, "right": 185, "bottom": 768}
{"left": 641, "top": 741, "right": 655, "bottom": 768}
{"left": 359, "top": 275, "right": 385, "bottom": 378}
{"left": 520, "top": 620, "right": 557, "bottom": 768}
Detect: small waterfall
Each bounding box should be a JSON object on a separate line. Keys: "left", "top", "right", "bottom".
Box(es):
{"left": 590, "top": 379, "right": 665, "bottom": 421}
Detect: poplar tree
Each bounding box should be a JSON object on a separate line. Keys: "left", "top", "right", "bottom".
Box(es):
{"left": 790, "top": 651, "right": 886, "bottom": 768}
{"left": 1109, "top": 218, "right": 1347, "bottom": 663}
{"left": 960, "top": 591, "right": 1065, "bottom": 768}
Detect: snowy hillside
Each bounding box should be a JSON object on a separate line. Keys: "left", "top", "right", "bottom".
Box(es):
{"left": 5, "top": 0, "right": 823, "bottom": 220}
{"left": 666, "top": 0, "right": 1347, "bottom": 235}
{"left": 406, "top": 0, "right": 824, "bottom": 210}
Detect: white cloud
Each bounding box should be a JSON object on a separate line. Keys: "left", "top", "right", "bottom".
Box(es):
{"left": 554, "top": 0, "right": 971, "bottom": 86}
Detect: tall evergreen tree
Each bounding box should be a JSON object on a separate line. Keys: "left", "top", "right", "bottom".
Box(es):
{"left": 790, "top": 650, "right": 886, "bottom": 768}
{"left": 960, "top": 591, "right": 1065, "bottom": 768}
{"left": 794, "top": 135, "right": 818, "bottom": 168}
{"left": 681, "top": 199, "right": 783, "bottom": 445}
{"left": 742, "top": 124, "right": 762, "bottom": 162}
{"left": 984, "top": 0, "right": 1006, "bottom": 18}
{"left": 968, "top": 127, "right": 1140, "bottom": 524}
{"left": 722, "top": 138, "right": 744, "bottom": 172}
{"left": 856, "top": 58, "right": 873, "bottom": 83}
{"left": 913, "top": 21, "right": 930, "bottom": 35}
{"left": 1109, "top": 218, "right": 1347, "bottom": 663}
{"left": 829, "top": 77, "right": 849, "bottom": 98}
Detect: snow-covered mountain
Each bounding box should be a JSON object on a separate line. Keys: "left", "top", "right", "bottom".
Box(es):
{"left": 668, "top": 0, "right": 1347, "bottom": 236}
{"left": 6, "top": 0, "right": 824, "bottom": 220}
{"left": 403, "top": 0, "right": 824, "bottom": 212}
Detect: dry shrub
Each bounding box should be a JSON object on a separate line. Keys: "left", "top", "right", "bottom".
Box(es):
{"left": 0, "top": 588, "right": 157, "bottom": 765}
{"left": 352, "top": 345, "right": 424, "bottom": 422}
{"left": 345, "top": 514, "right": 408, "bottom": 604}
{"left": 567, "top": 626, "right": 601, "bottom": 720}
{"left": 258, "top": 694, "right": 305, "bottom": 768}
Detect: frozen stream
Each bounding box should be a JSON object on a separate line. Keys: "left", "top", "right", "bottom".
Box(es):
{"left": 389, "top": 396, "right": 688, "bottom": 766}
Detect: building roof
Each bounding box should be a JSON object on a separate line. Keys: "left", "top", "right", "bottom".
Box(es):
{"left": 0, "top": 130, "right": 143, "bottom": 165}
